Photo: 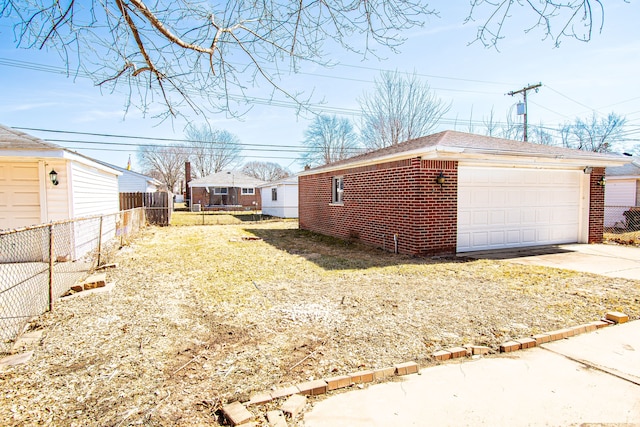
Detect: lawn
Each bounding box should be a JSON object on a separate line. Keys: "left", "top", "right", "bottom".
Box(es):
{"left": 2, "top": 221, "right": 639, "bottom": 426}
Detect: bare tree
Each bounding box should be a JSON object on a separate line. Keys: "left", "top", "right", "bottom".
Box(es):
{"left": 483, "top": 107, "right": 500, "bottom": 137}
{"left": 529, "top": 123, "right": 555, "bottom": 145}
{"left": 185, "top": 124, "right": 242, "bottom": 177}
{"left": 467, "top": 0, "right": 607, "bottom": 48}
{"left": 560, "top": 112, "right": 626, "bottom": 152}
{"left": 137, "top": 145, "right": 186, "bottom": 192}
{"left": 1, "top": 1, "right": 622, "bottom": 117}
{"left": 1, "top": 0, "right": 435, "bottom": 117}
{"left": 301, "top": 115, "right": 360, "bottom": 166}
{"left": 359, "top": 71, "right": 451, "bottom": 150}
{"left": 242, "top": 161, "right": 291, "bottom": 182}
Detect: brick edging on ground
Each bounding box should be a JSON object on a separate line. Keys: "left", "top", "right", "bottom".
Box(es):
{"left": 221, "top": 311, "right": 631, "bottom": 426}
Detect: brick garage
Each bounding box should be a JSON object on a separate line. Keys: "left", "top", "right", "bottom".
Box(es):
{"left": 299, "top": 131, "right": 627, "bottom": 256}
{"left": 188, "top": 170, "right": 264, "bottom": 210}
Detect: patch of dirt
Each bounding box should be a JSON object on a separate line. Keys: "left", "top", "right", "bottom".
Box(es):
{"left": 1, "top": 222, "right": 639, "bottom": 426}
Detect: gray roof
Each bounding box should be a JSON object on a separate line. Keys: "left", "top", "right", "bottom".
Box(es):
{"left": 606, "top": 159, "right": 640, "bottom": 177}
{"left": 256, "top": 176, "right": 298, "bottom": 187}
{"left": 301, "top": 130, "right": 628, "bottom": 174}
{"left": 189, "top": 170, "right": 266, "bottom": 187}
{"left": 0, "top": 124, "right": 63, "bottom": 151}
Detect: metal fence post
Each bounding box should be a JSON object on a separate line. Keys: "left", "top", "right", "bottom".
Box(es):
{"left": 48, "top": 223, "right": 54, "bottom": 312}
{"left": 97, "top": 216, "right": 104, "bottom": 267}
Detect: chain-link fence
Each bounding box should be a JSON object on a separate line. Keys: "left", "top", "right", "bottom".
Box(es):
{"left": 604, "top": 205, "right": 640, "bottom": 231}
{"left": 0, "top": 208, "right": 146, "bottom": 354}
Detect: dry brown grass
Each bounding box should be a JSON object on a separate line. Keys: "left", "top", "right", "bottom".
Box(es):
{"left": 2, "top": 221, "right": 639, "bottom": 426}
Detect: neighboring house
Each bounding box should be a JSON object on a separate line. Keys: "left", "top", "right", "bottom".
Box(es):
{"left": 94, "top": 161, "right": 164, "bottom": 193}
{"left": 298, "top": 130, "right": 630, "bottom": 256}
{"left": 0, "top": 125, "right": 121, "bottom": 231}
{"left": 258, "top": 176, "right": 299, "bottom": 218}
{"left": 189, "top": 170, "right": 265, "bottom": 210}
{"left": 604, "top": 159, "right": 640, "bottom": 228}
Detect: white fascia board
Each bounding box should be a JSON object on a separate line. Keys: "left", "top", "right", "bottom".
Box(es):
{"left": 0, "top": 149, "right": 122, "bottom": 175}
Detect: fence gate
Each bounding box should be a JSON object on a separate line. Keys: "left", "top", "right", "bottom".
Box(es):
{"left": 119, "top": 192, "right": 172, "bottom": 226}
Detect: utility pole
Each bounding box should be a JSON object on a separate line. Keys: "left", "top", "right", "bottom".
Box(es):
{"left": 508, "top": 83, "right": 542, "bottom": 142}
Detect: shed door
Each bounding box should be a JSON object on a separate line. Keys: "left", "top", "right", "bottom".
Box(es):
{"left": 0, "top": 162, "right": 41, "bottom": 230}
{"left": 457, "top": 166, "right": 581, "bottom": 252}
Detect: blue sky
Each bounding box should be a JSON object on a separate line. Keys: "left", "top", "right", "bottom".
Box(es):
{"left": 1, "top": 2, "right": 638, "bottom": 174}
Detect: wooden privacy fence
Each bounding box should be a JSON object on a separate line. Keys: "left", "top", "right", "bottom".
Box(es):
{"left": 120, "top": 192, "right": 173, "bottom": 226}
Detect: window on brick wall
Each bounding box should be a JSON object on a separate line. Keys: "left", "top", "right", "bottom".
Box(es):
{"left": 332, "top": 176, "right": 344, "bottom": 204}
{"left": 272, "top": 188, "right": 278, "bottom": 201}
{"left": 214, "top": 187, "right": 228, "bottom": 195}
{"left": 241, "top": 187, "right": 255, "bottom": 195}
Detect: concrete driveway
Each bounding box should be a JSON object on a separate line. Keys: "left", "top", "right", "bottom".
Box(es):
{"left": 461, "top": 243, "right": 640, "bottom": 280}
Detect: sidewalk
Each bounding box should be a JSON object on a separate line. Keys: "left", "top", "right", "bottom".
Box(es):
{"left": 304, "top": 321, "right": 640, "bottom": 426}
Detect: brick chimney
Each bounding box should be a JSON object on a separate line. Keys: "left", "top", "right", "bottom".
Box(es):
{"left": 185, "top": 162, "right": 191, "bottom": 203}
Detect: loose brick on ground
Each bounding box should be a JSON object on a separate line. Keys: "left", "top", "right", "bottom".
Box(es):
{"left": 222, "top": 401, "right": 253, "bottom": 426}
{"left": 515, "top": 337, "right": 536, "bottom": 349}
{"left": 533, "top": 334, "right": 551, "bottom": 345}
{"left": 547, "top": 329, "right": 569, "bottom": 341}
{"left": 373, "top": 367, "right": 396, "bottom": 380}
{"left": 395, "top": 361, "right": 418, "bottom": 376}
{"left": 468, "top": 345, "right": 490, "bottom": 356}
{"left": 266, "top": 410, "right": 287, "bottom": 427}
{"left": 447, "top": 347, "right": 467, "bottom": 359}
{"left": 584, "top": 323, "right": 598, "bottom": 333}
{"left": 349, "top": 370, "right": 374, "bottom": 384}
{"left": 325, "top": 375, "right": 352, "bottom": 391}
{"left": 296, "top": 379, "right": 328, "bottom": 396}
{"left": 591, "top": 320, "right": 611, "bottom": 329}
{"left": 432, "top": 350, "right": 452, "bottom": 361}
{"left": 82, "top": 272, "right": 107, "bottom": 290}
{"left": 281, "top": 394, "right": 307, "bottom": 419}
{"left": 569, "top": 325, "right": 587, "bottom": 336}
{"left": 606, "top": 311, "right": 629, "bottom": 324}
{"left": 500, "top": 341, "right": 521, "bottom": 353}
{"left": 247, "top": 392, "right": 272, "bottom": 406}
{"left": 270, "top": 386, "right": 299, "bottom": 400}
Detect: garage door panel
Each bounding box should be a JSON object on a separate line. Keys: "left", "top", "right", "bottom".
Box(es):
{"left": 0, "top": 162, "right": 41, "bottom": 230}
{"left": 458, "top": 167, "right": 581, "bottom": 252}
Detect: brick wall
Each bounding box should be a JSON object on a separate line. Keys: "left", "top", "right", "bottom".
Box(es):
{"left": 588, "top": 167, "right": 605, "bottom": 243}
{"left": 191, "top": 187, "right": 261, "bottom": 210}
{"left": 299, "top": 157, "right": 458, "bottom": 256}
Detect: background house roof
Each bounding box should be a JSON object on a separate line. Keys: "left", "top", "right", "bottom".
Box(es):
{"left": 189, "top": 170, "right": 266, "bottom": 187}
{"left": 94, "top": 159, "right": 164, "bottom": 186}
{"left": 256, "top": 176, "right": 298, "bottom": 187}
{"left": 300, "top": 130, "right": 630, "bottom": 175}
{"left": 606, "top": 159, "right": 640, "bottom": 177}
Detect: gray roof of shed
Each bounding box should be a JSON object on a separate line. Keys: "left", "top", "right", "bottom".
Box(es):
{"left": 0, "top": 124, "right": 63, "bottom": 151}
{"left": 301, "top": 130, "right": 628, "bottom": 174}
{"left": 606, "top": 159, "right": 640, "bottom": 177}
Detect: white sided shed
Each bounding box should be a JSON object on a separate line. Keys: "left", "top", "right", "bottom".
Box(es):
{"left": 258, "top": 176, "right": 299, "bottom": 218}
{"left": 0, "top": 125, "right": 121, "bottom": 231}
{"left": 604, "top": 160, "right": 640, "bottom": 227}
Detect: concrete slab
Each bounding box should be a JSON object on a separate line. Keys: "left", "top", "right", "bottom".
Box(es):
{"left": 542, "top": 320, "right": 640, "bottom": 385}
{"left": 304, "top": 349, "right": 640, "bottom": 427}
{"left": 462, "top": 244, "right": 640, "bottom": 280}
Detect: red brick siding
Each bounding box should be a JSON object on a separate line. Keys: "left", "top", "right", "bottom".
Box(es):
{"left": 191, "top": 187, "right": 261, "bottom": 210}
{"left": 299, "top": 157, "right": 458, "bottom": 256}
{"left": 588, "top": 167, "right": 605, "bottom": 243}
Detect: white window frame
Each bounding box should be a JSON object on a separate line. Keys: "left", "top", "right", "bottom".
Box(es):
{"left": 241, "top": 187, "right": 255, "bottom": 195}
{"left": 332, "top": 176, "right": 344, "bottom": 204}
{"left": 214, "top": 187, "right": 228, "bottom": 195}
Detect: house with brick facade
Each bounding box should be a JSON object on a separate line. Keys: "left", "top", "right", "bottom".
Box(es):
{"left": 189, "top": 170, "right": 265, "bottom": 211}
{"left": 298, "top": 130, "right": 630, "bottom": 256}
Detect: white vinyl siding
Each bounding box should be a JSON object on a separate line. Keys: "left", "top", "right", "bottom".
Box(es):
{"left": 118, "top": 172, "right": 158, "bottom": 193}
{"left": 69, "top": 161, "right": 119, "bottom": 218}
{"left": 0, "top": 162, "right": 41, "bottom": 230}
{"left": 260, "top": 181, "right": 298, "bottom": 218}
{"left": 457, "top": 167, "right": 582, "bottom": 252}
{"left": 604, "top": 179, "right": 637, "bottom": 227}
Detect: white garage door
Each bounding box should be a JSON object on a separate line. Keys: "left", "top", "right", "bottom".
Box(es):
{"left": 457, "top": 166, "right": 581, "bottom": 252}
{"left": 0, "top": 162, "right": 41, "bottom": 230}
